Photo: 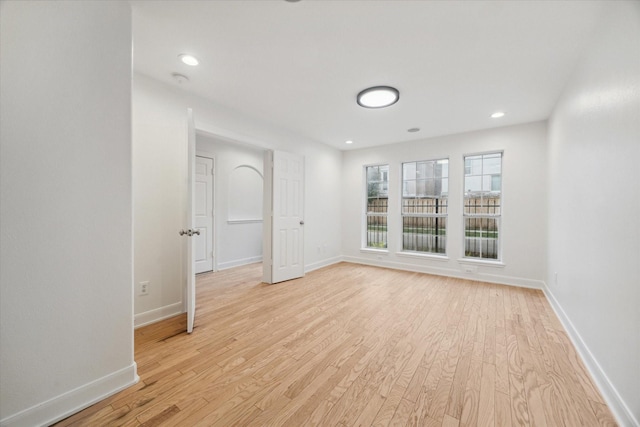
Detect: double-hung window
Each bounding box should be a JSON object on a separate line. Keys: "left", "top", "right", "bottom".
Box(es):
{"left": 463, "top": 152, "right": 502, "bottom": 260}
{"left": 365, "top": 165, "right": 389, "bottom": 249}
{"left": 401, "top": 159, "right": 448, "bottom": 254}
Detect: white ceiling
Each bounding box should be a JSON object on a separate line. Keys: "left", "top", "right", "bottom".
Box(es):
{"left": 131, "top": 0, "right": 607, "bottom": 150}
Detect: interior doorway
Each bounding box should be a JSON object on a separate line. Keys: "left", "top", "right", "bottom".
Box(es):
{"left": 196, "top": 132, "right": 265, "bottom": 272}
{"left": 194, "top": 155, "right": 214, "bottom": 274}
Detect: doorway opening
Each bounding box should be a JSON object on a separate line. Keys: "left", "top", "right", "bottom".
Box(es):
{"left": 195, "top": 132, "right": 265, "bottom": 273}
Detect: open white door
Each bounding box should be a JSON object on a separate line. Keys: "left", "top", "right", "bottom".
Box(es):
{"left": 183, "top": 108, "right": 197, "bottom": 333}
{"left": 264, "top": 150, "right": 305, "bottom": 284}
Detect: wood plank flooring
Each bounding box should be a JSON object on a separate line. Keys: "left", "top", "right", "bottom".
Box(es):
{"left": 55, "top": 262, "right": 617, "bottom": 426}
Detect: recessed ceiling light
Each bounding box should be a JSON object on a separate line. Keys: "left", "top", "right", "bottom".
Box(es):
{"left": 357, "top": 86, "right": 399, "bottom": 109}
{"left": 408, "top": 127, "right": 420, "bottom": 133}
{"left": 491, "top": 111, "right": 505, "bottom": 118}
{"left": 345, "top": 140, "right": 353, "bottom": 144}
{"left": 178, "top": 54, "right": 199, "bottom": 66}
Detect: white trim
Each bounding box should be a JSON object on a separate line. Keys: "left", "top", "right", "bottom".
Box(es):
{"left": 360, "top": 248, "right": 389, "bottom": 255}
{"left": 218, "top": 256, "right": 263, "bottom": 271}
{"left": 397, "top": 251, "right": 449, "bottom": 262}
{"left": 227, "top": 218, "right": 262, "bottom": 224}
{"left": 457, "top": 258, "right": 505, "bottom": 268}
{"left": 343, "top": 256, "right": 542, "bottom": 289}
{"left": 0, "top": 364, "right": 138, "bottom": 427}
{"left": 305, "top": 256, "right": 343, "bottom": 273}
{"left": 542, "top": 284, "right": 639, "bottom": 427}
{"left": 134, "top": 302, "right": 183, "bottom": 329}
{"left": 462, "top": 151, "right": 504, "bottom": 262}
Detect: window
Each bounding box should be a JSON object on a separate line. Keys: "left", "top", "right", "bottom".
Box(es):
{"left": 365, "top": 165, "right": 389, "bottom": 249}
{"left": 402, "top": 159, "right": 448, "bottom": 254}
{"left": 463, "top": 152, "right": 502, "bottom": 260}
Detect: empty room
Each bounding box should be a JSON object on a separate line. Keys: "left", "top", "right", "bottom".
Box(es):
{"left": 0, "top": 1, "right": 638, "bottom": 427}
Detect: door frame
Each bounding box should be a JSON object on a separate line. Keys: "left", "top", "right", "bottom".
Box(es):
{"left": 190, "top": 120, "right": 271, "bottom": 284}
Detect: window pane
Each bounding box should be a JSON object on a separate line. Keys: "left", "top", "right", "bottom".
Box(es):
{"left": 365, "top": 164, "right": 388, "bottom": 249}
{"left": 464, "top": 175, "right": 482, "bottom": 193}
{"left": 464, "top": 194, "right": 501, "bottom": 215}
{"left": 466, "top": 156, "right": 482, "bottom": 176}
{"left": 482, "top": 154, "right": 501, "bottom": 175}
{"left": 366, "top": 165, "right": 389, "bottom": 212}
{"left": 417, "top": 161, "right": 433, "bottom": 179}
{"left": 367, "top": 215, "right": 387, "bottom": 249}
{"left": 403, "top": 162, "right": 416, "bottom": 181}
{"left": 402, "top": 159, "right": 448, "bottom": 213}
{"left": 402, "top": 196, "right": 448, "bottom": 214}
{"left": 403, "top": 180, "right": 416, "bottom": 197}
{"left": 464, "top": 217, "right": 499, "bottom": 259}
{"left": 403, "top": 216, "right": 446, "bottom": 254}
{"left": 463, "top": 153, "right": 502, "bottom": 260}
{"left": 367, "top": 196, "right": 388, "bottom": 214}
{"left": 491, "top": 175, "right": 501, "bottom": 192}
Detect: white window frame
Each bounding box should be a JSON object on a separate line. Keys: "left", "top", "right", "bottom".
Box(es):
{"left": 363, "top": 164, "right": 389, "bottom": 251}
{"left": 399, "top": 158, "right": 449, "bottom": 256}
{"left": 462, "top": 151, "right": 503, "bottom": 262}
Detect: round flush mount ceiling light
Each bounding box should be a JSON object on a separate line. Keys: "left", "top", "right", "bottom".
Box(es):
{"left": 407, "top": 127, "right": 420, "bottom": 133}
{"left": 491, "top": 111, "right": 505, "bottom": 118}
{"left": 178, "top": 54, "right": 199, "bottom": 66}
{"left": 357, "top": 86, "right": 399, "bottom": 109}
{"left": 345, "top": 140, "right": 353, "bottom": 144}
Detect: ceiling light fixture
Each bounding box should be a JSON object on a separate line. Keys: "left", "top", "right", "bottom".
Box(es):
{"left": 491, "top": 111, "right": 505, "bottom": 118}
{"left": 345, "top": 140, "right": 353, "bottom": 144}
{"left": 179, "top": 54, "right": 199, "bottom": 66}
{"left": 357, "top": 86, "right": 399, "bottom": 109}
{"left": 407, "top": 127, "right": 420, "bottom": 133}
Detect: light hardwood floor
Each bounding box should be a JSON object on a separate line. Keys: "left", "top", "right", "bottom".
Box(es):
{"left": 56, "top": 262, "right": 617, "bottom": 426}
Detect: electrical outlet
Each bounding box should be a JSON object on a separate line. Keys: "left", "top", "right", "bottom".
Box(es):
{"left": 462, "top": 265, "right": 478, "bottom": 274}
{"left": 139, "top": 281, "right": 149, "bottom": 296}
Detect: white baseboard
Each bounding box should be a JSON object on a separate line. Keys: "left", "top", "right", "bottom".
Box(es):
{"left": 134, "top": 302, "right": 183, "bottom": 329}
{"left": 342, "top": 256, "right": 544, "bottom": 289}
{"left": 542, "top": 285, "right": 639, "bottom": 427}
{"left": 217, "top": 256, "right": 262, "bottom": 271}
{"left": 0, "top": 363, "right": 139, "bottom": 427}
{"left": 305, "top": 256, "right": 343, "bottom": 273}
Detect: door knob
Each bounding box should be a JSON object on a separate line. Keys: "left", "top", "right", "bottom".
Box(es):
{"left": 179, "top": 229, "right": 201, "bottom": 236}
{"left": 299, "top": 220, "right": 305, "bottom": 225}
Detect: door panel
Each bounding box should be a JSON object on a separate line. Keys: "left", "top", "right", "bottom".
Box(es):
{"left": 271, "top": 150, "right": 304, "bottom": 283}
{"left": 195, "top": 156, "right": 214, "bottom": 273}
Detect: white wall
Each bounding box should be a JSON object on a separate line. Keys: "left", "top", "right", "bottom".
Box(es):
{"left": 342, "top": 121, "right": 548, "bottom": 288}
{"left": 197, "top": 135, "right": 265, "bottom": 270}
{"left": 0, "top": 2, "right": 136, "bottom": 426}
{"left": 546, "top": 2, "right": 640, "bottom": 425}
{"left": 133, "top": 73, "right": 343, "bottom": 326}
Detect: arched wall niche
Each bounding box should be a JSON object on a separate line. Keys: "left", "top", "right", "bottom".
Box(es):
{"left": 228, "top": 165, "right": 263, "bottom": 222}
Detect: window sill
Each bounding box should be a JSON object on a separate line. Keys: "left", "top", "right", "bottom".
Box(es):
{"left": 360, "top": 248, "right": 389, "bottom": 255}
{"left": 397, "top": 251, "right": 449, "bottom": 262}
{"left": 227, "top": 219, "right": 262, "bottom": 224}
{"left": 457, "top": 258, "right": 505, "bottom": 268}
